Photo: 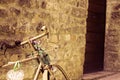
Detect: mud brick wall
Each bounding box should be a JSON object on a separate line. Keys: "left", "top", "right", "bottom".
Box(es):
{"left": 105, "top": 1, "right": 120, "bottom": 71}
{"left": 0, "top": 0, "right": 88, "bottom": 80}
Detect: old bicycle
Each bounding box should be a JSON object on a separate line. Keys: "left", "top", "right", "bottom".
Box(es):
{"left": 1, "top": 27, "right": 70, "bottom": 80}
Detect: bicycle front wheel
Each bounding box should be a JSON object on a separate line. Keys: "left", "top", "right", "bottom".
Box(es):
{"left": 48, "top": 64, "right": 70, "bottom": 80}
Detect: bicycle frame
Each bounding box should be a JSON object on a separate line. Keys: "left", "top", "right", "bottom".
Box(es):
{"left": 2, "top": 31, "right": 50, "bottom": 80}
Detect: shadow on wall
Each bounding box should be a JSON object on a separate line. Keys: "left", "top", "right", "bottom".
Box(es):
{"left": 84, "top": 0, "right": 106, "bottom": 73}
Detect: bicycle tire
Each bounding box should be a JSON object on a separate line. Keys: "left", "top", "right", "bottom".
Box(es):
{"left": 50, "top": 64, "right": 70, "bottom": 80}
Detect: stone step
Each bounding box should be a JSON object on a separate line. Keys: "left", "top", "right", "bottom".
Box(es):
{"left": 82, "top": 71, "right": 118, "bottom": 80}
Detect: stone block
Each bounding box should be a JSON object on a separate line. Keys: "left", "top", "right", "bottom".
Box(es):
{"left": 39, "top": 11, "right": 50, "bottom": 19}
{"left": 105, "top": 44, "right": 119, "bottom": 52}
{"left": 111, "top": 11, "right": 120, "bottom": 20}
{"left": 107, "top": 29, "right": 119, "bottom": 36}
{"left": 58, "top": 34, "right": 71, "bottom": 42}
{"left": 0, "top": 0, "right": 15, "bottom": 4}
{"left": 113, "top": 4, "right": 120, "bottom": 10}
{"left": 41, "top": 1, "right": 47, "bottom": 9}
{"left": 77, "top": 0, "right": 88, "bottom": 8}
{"left": 71, "top": 26, "right": 86, "bottom": 34}
{"left": 68, "top": 16, "right": 86, "bottom": 26}
{"left": 18, "top": 0, "right": 31, "bottom": 7}
{"left": 68, "top": 0, "right": 88, "bottom": 8}
{"left": 49, "top": 34, "right": 58, "bottom": 43}
{"left": 0, "top": 24, "right": 15, "bottom": 35}
{"left": 9, "top": 7, "right": 21, "bottom": 16}
{"left": 71, "top": 7, "right": 87, "bottom": 18}
{"left": 0, "top": 9, "right": 8, "bottom": 18}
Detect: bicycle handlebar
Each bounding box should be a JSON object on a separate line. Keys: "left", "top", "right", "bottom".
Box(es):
{"left": 20, "top": 32, "right": 48, "bottom": 45}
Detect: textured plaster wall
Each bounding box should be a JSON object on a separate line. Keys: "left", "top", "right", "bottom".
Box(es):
{"left": 0, "top": 0, "right": 88, "bottom": 80}
{"left": 105, "top": 0, "right": 120, "bottom": 71}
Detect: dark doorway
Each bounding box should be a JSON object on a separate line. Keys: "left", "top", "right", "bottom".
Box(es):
{"left": 84, "top": 0, "right": 106, "bottom": 73}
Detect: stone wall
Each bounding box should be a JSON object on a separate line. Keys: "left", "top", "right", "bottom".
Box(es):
{"left": 105, "top": 0, "right": 120, "bottom": 71}
{"left": 0, "top": 0, "right": 88, "bottom": 80}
